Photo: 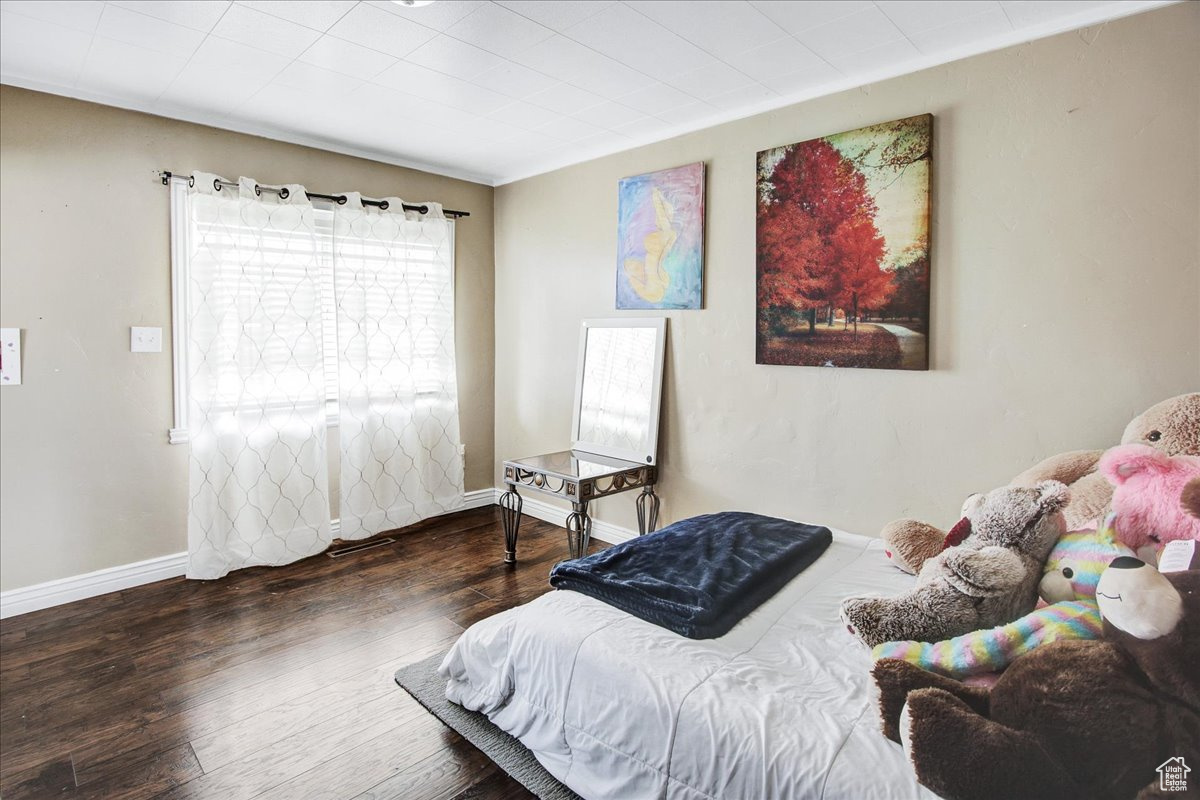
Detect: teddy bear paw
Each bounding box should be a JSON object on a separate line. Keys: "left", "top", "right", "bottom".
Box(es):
{"left": 839, "top": 597, "right": 883, "bottom": 645}
{"left": 839, "top": 611, "right": 859, "bottom": 639}
{"left": 899, "top": 701, "right": 916, "bottom": 761}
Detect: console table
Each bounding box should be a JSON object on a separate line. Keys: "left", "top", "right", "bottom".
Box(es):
{"left": 500, "top": 450, "right": 660, "bottom": 563}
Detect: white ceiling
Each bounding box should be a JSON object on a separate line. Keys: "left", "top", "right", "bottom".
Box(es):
{"left": 0, "top": 0, "right": 1172, "bottom": 185}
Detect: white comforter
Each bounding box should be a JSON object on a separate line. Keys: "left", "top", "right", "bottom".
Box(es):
{"left": 442, "top": 530, "right": 938, "bottom": 800}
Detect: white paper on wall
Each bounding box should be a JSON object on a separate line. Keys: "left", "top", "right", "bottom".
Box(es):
{"left": 1, "top": 328, "right": 21, "bottom": 385}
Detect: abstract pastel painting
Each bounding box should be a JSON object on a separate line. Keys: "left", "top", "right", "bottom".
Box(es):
{"left": 756, "top": 114, "right": 932, "bottom": 370}
{"left": 617, "top": 162, "right": 705, "bottom": 309}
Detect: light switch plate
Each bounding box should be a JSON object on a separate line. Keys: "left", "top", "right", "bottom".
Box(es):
{"left": 131, "top": 326, "right": 162, "bottom": 353}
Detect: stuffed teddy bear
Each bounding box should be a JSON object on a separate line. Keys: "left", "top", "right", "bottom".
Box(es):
{"left": 1185, "top": 477, "right": 1200, "bottom": 519}
{"left": 882, "top": 393, "right": 1200, "bottom": 576}
{"left": 1100, "top": 443, "right": 1200, "bottom": 562}
{"left": 871, "top": 519, "right": 1131, "bottom": 678}
{"left": 872, "top": 553, "right": 1200, "bottom": 800}
{"left": 841, "top": 481, "right": 1069, "bottom": 648}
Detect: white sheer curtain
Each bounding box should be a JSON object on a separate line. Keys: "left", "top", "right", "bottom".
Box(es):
{"left": 184, "top": 174, "right": 333, "bottom": 580}
{"left": 332, "top": 194, "right": 464, "bottom": 540}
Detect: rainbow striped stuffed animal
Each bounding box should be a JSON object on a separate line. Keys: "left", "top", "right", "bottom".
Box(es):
{"left": 872, "top": 516, "right": 1131, "bottom": 678}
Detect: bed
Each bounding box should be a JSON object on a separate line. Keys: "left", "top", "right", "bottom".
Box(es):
{"left": 441, "top": 529, "right": 938, "bottom": 799}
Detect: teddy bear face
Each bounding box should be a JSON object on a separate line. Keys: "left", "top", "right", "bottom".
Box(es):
{"left": 1100, "top": 444, "right": 1200, "bottom": 552}
{"left": 962, "top": 481, "right": 1070, "bottom": 550}
{"left": 1037, "top": 519, "right": 1131, "bottom": 604}
{"left": 1096, "top": 556, "right": 1185, "bottom": 640}
{"left": 1121, "top": 392, "right": 1200, "bottom": 457}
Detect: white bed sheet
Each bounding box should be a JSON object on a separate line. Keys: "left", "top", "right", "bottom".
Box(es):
{"left": 442, "top": 530, "right": 938, "bottom": 800}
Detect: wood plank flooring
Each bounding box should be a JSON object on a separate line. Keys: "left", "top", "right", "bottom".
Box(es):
{"left": 0, "top": 507, "right": 590, "bottom": 800}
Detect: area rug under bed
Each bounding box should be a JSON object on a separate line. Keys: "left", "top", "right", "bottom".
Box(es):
{"left": 394, "top": 654, "right": 580, "bottom": 800}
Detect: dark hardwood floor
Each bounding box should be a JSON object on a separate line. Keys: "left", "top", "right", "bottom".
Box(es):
{"left": 0, "top": 507, "right": 590, "bottom": 800}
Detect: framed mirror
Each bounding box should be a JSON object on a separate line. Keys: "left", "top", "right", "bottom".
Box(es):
{"left": 571, "top": 317, "right": 667, "bottom": 465}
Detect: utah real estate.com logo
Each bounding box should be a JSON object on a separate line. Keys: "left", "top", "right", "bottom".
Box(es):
{"left": 1158, "top": 757, "right": 1191, "bottom": 792}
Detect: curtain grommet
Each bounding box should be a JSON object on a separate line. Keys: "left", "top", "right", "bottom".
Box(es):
{"left": 279, "top": 187, "right": 291, "bottom": 200}
{"left": 336, "top": 195, "right": 348, "bottom": 205}
{"left": 379, "top": 200, "right": 390, "bottom": 211}
{"left": 213, "top": 178, "right": 223, "bottom": 192}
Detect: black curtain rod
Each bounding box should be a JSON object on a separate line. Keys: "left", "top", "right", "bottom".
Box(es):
{"left": 159, "top": 172, "right": 469, "bottom": 218}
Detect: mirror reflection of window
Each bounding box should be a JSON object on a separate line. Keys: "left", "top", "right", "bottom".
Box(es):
{"left": 577, "top": 327, "right": 657, "bottom": 454}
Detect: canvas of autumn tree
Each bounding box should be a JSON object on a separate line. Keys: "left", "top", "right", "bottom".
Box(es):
{"left": 756, "top": 114, "right": 931, "bottom": 370}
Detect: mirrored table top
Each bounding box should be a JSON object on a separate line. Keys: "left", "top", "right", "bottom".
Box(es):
{"left": 505, "top": 450, "right": 645, "bottom": 481}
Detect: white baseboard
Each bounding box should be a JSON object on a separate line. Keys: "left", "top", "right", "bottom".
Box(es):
{"left": 0, "top": 551, "right": 189, "bottom": 620}
{"left": 463, "top": 488, "right": 496, "bottom": 510}
{"left": 489, "top": 488, "right": 638, "bottom": 545}
{"left": 0, "top": 488, "right": 630, "bottom": 620}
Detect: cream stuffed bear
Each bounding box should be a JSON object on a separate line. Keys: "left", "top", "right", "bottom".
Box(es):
{"left": 882, "top": 393, "right": 1200, "bottom": 576}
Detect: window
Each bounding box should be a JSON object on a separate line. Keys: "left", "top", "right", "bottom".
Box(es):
{"left": 168, "top": 178, "right": 455, "bottom": 444}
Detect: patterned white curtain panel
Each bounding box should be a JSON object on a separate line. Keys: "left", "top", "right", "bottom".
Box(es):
{"left": 184, "top": 174, "right": 333, "bottom": 580}
{"left": 332, "top": 194, "right": 465, "bottom": 541}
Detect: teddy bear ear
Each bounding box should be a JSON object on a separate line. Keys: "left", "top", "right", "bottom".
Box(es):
{"left": 1182, "top": 478, "right": 1200, "bottom": 520}
{"left": 1034, "top": 480, "right": 1070, "bottom": 512}
{"left": 1099, "top": 443, "right": 1171, "bottom": 485}
{"left": 1097, "top": 512, "right": 1136, "bottom": 556}
{"left": 960, "top": 492, "right": 985, "bottom": 517}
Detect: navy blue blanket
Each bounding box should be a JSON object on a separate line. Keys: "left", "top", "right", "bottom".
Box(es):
{"left": 548, "top": 512, "right": 832, "bottom": 639}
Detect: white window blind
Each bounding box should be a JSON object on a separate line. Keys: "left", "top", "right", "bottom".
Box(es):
{"left": 333, "top": 222, "right": 457, "bottom": 400}
{"left": 186, "top": 206, "right": 328, "bottom": 416}
{"left": 168, "top": 181, "right": 455, "bottom": 443}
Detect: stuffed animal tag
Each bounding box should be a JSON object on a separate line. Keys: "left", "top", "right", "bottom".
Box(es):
{"left": 1158, "top": 539, "right": 1197, "bottom": 573}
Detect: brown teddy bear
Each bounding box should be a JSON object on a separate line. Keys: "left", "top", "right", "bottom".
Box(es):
{"left": 1184, "top": 478, "right": 1200, "bottom": 519}
{"left": 841, "top": 481, "right": 1069, "bottom": 648}
{"left": 873, "top": 554, "right": 1200, "bottom": 800}
{"left": 883, "top": 393, "right": 1200, "bottom": 576}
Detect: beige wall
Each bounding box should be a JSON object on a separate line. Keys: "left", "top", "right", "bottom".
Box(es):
{"left": 2, "top": 5, "right": 1198, "bottom": 593}
{"left": 494, "top": 5, "right": 1200, "bottom": 537}
{"left": 0, "top": 86, "right": 495, "bottom": 591}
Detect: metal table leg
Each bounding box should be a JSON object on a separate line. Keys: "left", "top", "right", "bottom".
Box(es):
{"left": 565, "top": 500, "right": 592, "bottom": 560}
{"left": 500, "top": 484, "right": 523, "bottom": 564}
{"left": 636, "top": 484, "right": 660, "bottom": 535}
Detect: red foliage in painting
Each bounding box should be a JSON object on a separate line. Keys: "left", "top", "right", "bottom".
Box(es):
{"left": 830, "top": 218, "right": 892, "bottom": 329}
{"left": 756, "top": 200, "right": 827, "bottom": 308}
{"left": 757, "top": 137, "right": 892, "bottom": 332}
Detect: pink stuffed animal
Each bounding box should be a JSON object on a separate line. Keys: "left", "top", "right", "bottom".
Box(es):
{"left": 1100, "top": 443, "right": 1200, "bottom": 560}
